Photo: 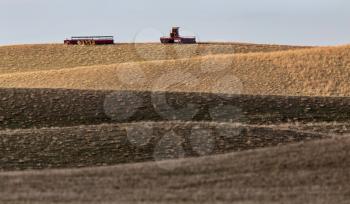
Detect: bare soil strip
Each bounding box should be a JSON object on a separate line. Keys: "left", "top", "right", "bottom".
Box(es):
{"left": 0, "top": 122, "right": 327, "bottom": 171}
{"left": 1, "top": 88, "right": 350, "bottom": 129}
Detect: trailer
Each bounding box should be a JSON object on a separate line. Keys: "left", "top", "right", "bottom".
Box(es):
{"left": 64, "top": 36, "right": 114, "bottom": 45}
{"left": 160, "top": 27, "right": 196, "bottom": 44}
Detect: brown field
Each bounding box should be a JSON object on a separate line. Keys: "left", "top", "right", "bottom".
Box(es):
{"left": 0, "top": 45, "right": 349, "bottom": 96}
{"left": 0, "top": 121, "right": 328, "bottom": 171}
{"left": 0, "top": 43, "right": 307, "bottom": 74}
{"left": 2, "top": 88, "right": 350, "bottom": 129}
{"left": 0, "top": 42, "right": 349, "bottom": 203}
{"left": 1, "top": 135, "right": 349, "bottom": 204}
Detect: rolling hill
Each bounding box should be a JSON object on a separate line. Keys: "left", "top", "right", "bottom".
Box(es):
{"left": 0, "top": 42, "right": 349, "bottom": 204}
{"left": 0, "top": 45, "right": 348, "bottom": 96}
{"left": 0, "top": 135, "right": 349, "bottom": 204}
{"left": 0, "top": 43, "right": 308, "bottom": 74}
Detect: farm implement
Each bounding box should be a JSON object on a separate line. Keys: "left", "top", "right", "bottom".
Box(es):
{"left": 64, "top": 36, "right": 114, "bottom": 45}
{"left": 160, "top": 27, "right": 196, "bottom": 44}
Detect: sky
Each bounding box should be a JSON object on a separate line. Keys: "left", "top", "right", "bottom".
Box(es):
{"left": 0, "top": 0, "right": 349, "bottom": 46}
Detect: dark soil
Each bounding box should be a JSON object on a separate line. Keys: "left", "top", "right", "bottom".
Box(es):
{"left": 1, "top": 88, "right": 350, "bottom": 129}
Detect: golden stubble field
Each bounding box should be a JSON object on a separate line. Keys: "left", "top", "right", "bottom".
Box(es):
{"left": 0, "top": 45, "right": 349, "bottom": 96}
{"left": 0, "top": 42, "right": 307, "bottom": 74}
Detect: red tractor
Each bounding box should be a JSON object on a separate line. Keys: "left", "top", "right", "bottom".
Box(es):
{"left": 160, "top": 27, "right": 196, "bottom": 44}
{"left": 64, "top": 36, "right": 114, "bottom": 45}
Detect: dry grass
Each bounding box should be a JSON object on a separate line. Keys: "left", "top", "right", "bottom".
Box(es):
{"left": 0, "top": 45, "right": 349, "bottom": 96}
{"left": 0, "top": 43, "right": 307, "bottom": 74}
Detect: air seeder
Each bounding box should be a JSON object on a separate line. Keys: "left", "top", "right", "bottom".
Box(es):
{"left": 64, "top": 36, "right": 114, "bottom": 45}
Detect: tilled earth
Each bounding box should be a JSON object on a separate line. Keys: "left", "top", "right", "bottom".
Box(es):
{"left": 0, "top": 122, "right": 328, "bottom": 171}
{"left": 0, "top": 88, "right": 349, "bottom": 203}
{"left": 1, "top": 88, "right": 350, "bottom": 129}
{"left": 0, "top": 135, "right": 349, "bottom": 204}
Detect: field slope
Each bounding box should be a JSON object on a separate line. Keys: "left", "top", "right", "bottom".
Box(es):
{"left": 0, "top": 45, "right": 348, "bottom": 96}
{"left": 0, "top": 43, "right": 308, "bottom": 74}
{"left": 0, "top": 136, "right": 349, "bottom": 204}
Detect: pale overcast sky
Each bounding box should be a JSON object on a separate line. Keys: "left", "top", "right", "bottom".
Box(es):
{"left": 0, "top": 0, "right": 349, "bottom": 45}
